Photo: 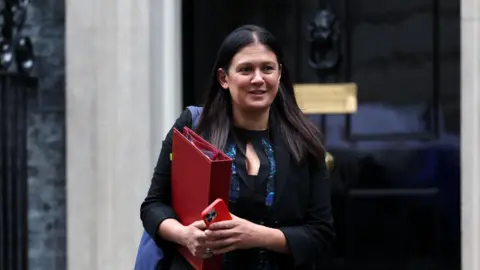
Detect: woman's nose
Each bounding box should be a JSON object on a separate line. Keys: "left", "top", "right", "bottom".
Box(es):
{"left": 251, "top": 70, "right": 264, "bottom": 84}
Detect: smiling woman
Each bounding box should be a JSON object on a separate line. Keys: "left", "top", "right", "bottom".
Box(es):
{"left": 218, "top": 42, "right": 281, "bottom": 114}
{"left": 140, "top": 25, "right": 334, "bottom": 270}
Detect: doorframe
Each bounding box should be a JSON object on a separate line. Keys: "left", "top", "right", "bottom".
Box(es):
{"left": 460, "top": 0, "right": 480, "bottom": 269}
{"left": 179, "top": 0, "right": 479, "bottom": 268}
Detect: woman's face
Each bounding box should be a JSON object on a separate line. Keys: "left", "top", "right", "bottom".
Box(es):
{"left": 218, "top": 43, "right": 281, "bottom": 112}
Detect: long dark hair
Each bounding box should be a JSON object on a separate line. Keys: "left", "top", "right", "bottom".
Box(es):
{"left": 196, "top": 25, "right": 325, "bottom": 165}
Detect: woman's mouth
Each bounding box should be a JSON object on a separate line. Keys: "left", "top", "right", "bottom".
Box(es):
{"left": 249, "top": 90, "right": 266, "bottom": 95}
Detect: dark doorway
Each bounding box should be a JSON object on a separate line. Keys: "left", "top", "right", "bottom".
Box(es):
{"left": 182, "top": 1, "right": 461, "bottom": 269}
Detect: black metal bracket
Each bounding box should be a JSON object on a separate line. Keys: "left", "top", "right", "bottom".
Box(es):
{"left": 0, "top": 0, "right": 34, "bottom": 74}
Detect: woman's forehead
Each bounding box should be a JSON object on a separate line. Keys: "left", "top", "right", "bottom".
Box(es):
{"left": 230, "top": 44, "right": 277, "bottom": 66}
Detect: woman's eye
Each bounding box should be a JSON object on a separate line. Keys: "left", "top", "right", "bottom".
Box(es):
{"left": 263, "top": 66, "right": 274, "bottom": 72}
{"left": 239, "top": 67, "right": 251, "bottom": 72}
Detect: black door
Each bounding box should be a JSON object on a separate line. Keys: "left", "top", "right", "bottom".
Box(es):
{"left": 182, "top": 1, "right": 461, "bottom": 269}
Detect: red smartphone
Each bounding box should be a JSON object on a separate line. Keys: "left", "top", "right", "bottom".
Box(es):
{"left": 201, "top": 198, "right": 232, "bottom": 227}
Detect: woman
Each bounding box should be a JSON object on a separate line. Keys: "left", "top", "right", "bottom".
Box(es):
{"left": 140, "top": 25, "right": 334, "bottom": 270}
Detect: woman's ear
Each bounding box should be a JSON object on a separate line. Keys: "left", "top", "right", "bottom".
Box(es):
{"left": 217, "top": 68, "right": 229, "bottom": 89}
{"left": 278, "top": 64, "right": 282, "bottom": 82}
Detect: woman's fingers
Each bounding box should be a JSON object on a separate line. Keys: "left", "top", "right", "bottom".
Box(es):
{"left": 206, "top": 235, "right": 238, "bottom": 249}
{"left": 205, "top": 228, "right": 235, "bottom": 240}
{"left": 212, "top": 244, "right": 237, "bottom": 255}
{"left": 190, "top": 220, "right": 207, "bottom": 230}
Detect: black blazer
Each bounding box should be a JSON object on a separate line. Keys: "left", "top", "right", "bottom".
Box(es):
{"left": 140, "top": 109, "right": 335, "bottom": 270}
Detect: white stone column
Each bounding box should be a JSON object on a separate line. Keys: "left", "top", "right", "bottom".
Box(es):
{"left": 65, "top": 0, "right": 182, "bottom": 269}
{"left": 150, "top": 0, "right": 184, "bottom": 163}
{"left": 461, "top": 0, "right": 480, "bottom": 269}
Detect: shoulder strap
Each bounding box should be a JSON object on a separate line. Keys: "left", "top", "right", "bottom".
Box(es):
{"left": 186, "top": 106, "right": 203, "bottom": 129}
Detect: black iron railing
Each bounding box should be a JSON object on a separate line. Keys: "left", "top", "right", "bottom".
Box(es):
{"left": 0, "top": 0, "right": 36, "bottom": 268}
{"left": 0, "top": 73, "right": 36, "bottom": 270}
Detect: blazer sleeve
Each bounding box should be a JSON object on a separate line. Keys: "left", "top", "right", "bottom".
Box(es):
{"left": 278, "top": 159, "right": 335, "bottom": 268}
{"left": 140, "top": 108, "right": 193, "bottom": 246}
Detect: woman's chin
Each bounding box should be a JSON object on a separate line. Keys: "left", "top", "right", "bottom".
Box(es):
{"left": 243, "top": 101, "right": 272, "bottom": 111}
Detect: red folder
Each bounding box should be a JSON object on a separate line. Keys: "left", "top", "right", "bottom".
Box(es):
{"left": 171, "top": 127, "right": 232, "bottom": 270}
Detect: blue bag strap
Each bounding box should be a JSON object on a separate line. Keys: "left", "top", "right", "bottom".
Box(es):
{"left": 186, "top": 106, "right": 203, "bottom": 129}
{"left": 134, "top": 231, "right": 164, "bottom": 270}
{"left": 134, "top": 106, "right": 203, "bottom": 270}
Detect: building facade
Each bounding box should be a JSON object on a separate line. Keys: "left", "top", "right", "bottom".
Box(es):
{"left": 1, "top": 0, "right": 477, "bottom": 269}
{"left": 66, "top": 0, "right": 480, "bottom": 269}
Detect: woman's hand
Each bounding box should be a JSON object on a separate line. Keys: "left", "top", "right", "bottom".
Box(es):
{"left": 180, "top": 220, "right": 213, "bottom": 258}
{"left": 204, "top": 214, "right": 262, "bottom": 254}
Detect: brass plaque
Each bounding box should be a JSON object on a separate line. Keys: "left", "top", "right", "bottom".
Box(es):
{"left": 294, "top": 83, "right": 358, "bottom": 114}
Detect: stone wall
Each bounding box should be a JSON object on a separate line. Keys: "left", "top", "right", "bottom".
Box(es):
{"left": 19, "top": 0, "right": 480, "bottom": 269}
{"left": 25, "top": 1, "right": 66, "bottom": 269}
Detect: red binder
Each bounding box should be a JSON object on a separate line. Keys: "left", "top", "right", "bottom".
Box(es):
{"left": 171, "top": 127, "right": 232, "bottom": 270}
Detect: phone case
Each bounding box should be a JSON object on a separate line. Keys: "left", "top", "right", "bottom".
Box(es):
{"left": 201, "top": 198, "right": 232, "bottom": 227}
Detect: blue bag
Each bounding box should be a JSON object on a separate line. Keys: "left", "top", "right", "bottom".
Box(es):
{"left": 134, "top": 106, "right": 203, "bottom": 270}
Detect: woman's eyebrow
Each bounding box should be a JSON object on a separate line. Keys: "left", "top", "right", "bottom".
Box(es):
{"left": 236, "top": 60, "right": 276, "bottom": 66}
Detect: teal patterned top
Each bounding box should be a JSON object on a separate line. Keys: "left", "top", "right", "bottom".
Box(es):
{"left": 222, "top": 127, "right": 276, "bottom": 270}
